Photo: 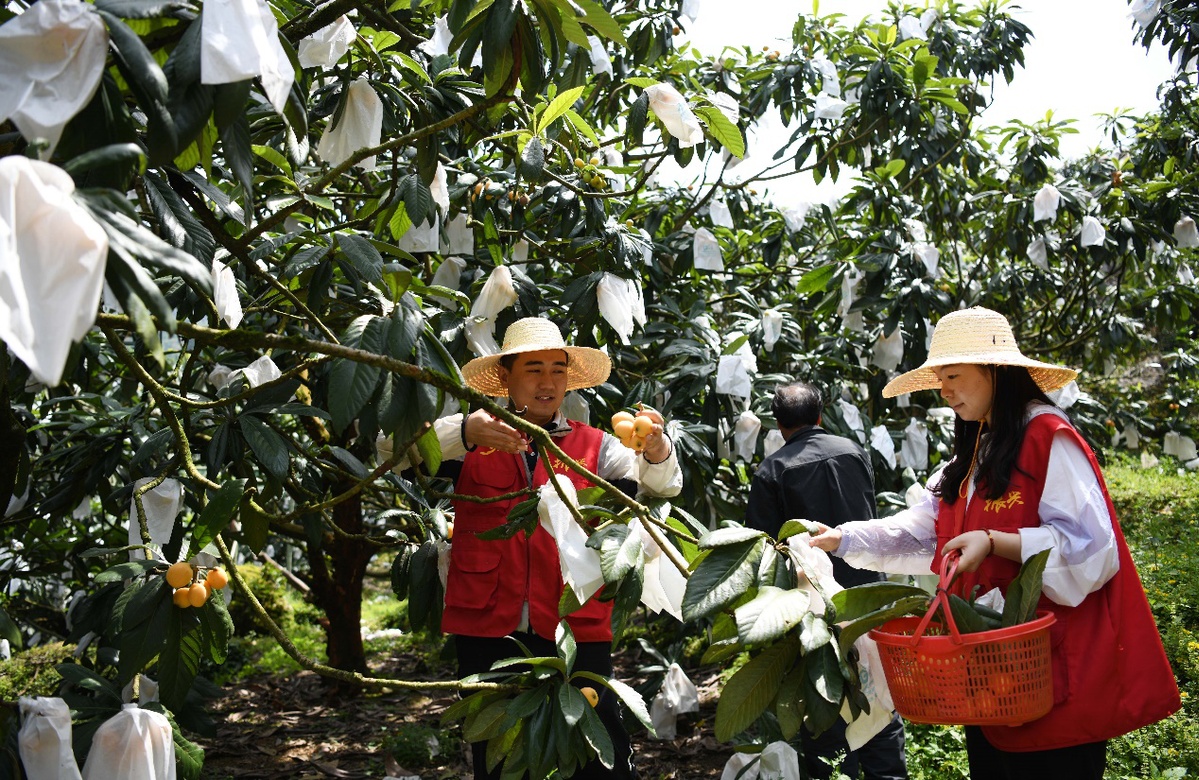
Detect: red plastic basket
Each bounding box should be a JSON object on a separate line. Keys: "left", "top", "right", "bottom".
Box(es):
{"left": 868, "top": 553, "right": 1056, "bottom": 727}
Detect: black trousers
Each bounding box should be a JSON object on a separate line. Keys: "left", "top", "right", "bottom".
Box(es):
{"left": 802, "top": 713, "right": 908, "bottom": 779}
{"left": 964, "top": 727, "right": 1106, "bottom": 780}
{"left": 455, "top": 633, "right": 636, "bottom": 780}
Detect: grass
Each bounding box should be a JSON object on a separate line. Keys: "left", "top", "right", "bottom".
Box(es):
{"left": 904, "top": 453, "right": 1199, "bottom": 779}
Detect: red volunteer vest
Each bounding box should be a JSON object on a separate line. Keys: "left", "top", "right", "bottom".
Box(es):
{"left": 931, "top": 412, "right": 1180, "bottom": 751}
{"left": 442, "top": 422, "right": 613, "bottom": 642}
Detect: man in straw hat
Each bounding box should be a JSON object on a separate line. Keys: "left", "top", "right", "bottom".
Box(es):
{"left": 810, "top": 307, "right": 1179, "bottom": 779}
{"left": 387, "top": 316, "right": 681, "bottom": 779}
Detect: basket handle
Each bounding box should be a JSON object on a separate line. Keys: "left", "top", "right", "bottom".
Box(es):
{"left": 907, "top": 550, "right": 963, "bottom": 646}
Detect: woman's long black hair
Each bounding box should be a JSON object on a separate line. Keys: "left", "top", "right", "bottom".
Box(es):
{"left": 932, "top": 365, "right": 1058, "bottom": 504}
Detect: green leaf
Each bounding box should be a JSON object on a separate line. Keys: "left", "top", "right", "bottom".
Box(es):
{"left": 0, "top": 607, "right": 22, "bottom": 649}
{"left": 555, "top": 621, "right": 577, "bottom": 674}
{"left": 562, "top": 109, "right": 601, "bottom": 148}
{"left": 798, "top": 611, "right": 832, "bottom": 653}
{"left": 400, "top": 173, "right": 435, "bottom": 228}
{"left": 624, "top": 77, "right": 658, "bottom": 88}
{"left": 682, "top": 539, "right": 764, "bottom": 622}
{"left": 775, "top": 666, "right": 806, "bottom": 739}
{"left": 714, "top": 637, "right": 799, "bottom": 741}
{"left": 199, "top": 588, "right": 235, "bottom": 664}
{"left": 694, "top": 106, "right": 745, "bottom": 158}
{"left": 626, "top": 91, "right": 649, "bottom": 147}
{"left": 159, "top": 608, "right": 203, "bottom": 710}
{"left": 777, "top": 519, "right": 822, "bottom": 541}
{"left": 252, "top": 144, "right": 292, "bottom": 176}
{"left": 830, "top": 582, "right": 931, "bottom": 622}
{"left": 573, "top": 0, "right": 627, "bottom": 45}
{"left": 518, "top": 134, "right": 547, "bottom": 182}
{"left": 465, "top": 699, "right": 511, "bottom": 743}
{"left": 416, "top": 424, "right": 442, "bottom": 476}
{"left": 1001, "top": 548, "right": 1050, "bottom": 627}
{"left": 94, "top": 559, "right": 161, "bottom": 584}
{"left": 187, "top": 479, "right": 246, "bottom": 558}
{"left": 537, "top": 85, "right": 585, "bottom": 133}
{"left": 795, "top": 263, "right": 836, "bottom": 294}
{"left": 239, "top": 495, "right": 270, "bottom": 554}
{"left": 118, "top": 582, "right": 172, "bottom": 680}
{"left": 734, "top": 586, "right": 810, "bottom": 645}
{"left": 238, "top": 415, "right": 290, "bottom": 480}
{"left": 578, "top": 703, "right": 615, "bottom": 768}
{"left": 62, "top": 143, "right": 146, "bottom": 178}
{"left": 805, "top": 641, "right": 843, "bottom": 704}
{"left": 328, "top": 315, "right": 386, "bottom": 433}
{"left": 698, "top": 526, "right": 765, "bottom": 548}
{"left": 558, "top": 684, "right": 587, "bottom": 727}
{"left": 836, "top": 595, "right": 930, "bottom": 658}
{"left": 588, "top": 524, "right": 643, "bottom": 582}
{"left": 337, "top": 233, "right": 385, "bottom": 286}
{"left": 574, "top": 672, "right": 654, "bottom": 732}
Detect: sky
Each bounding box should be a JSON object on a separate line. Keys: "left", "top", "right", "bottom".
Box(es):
{"left": 669, "top": 0, "right": 1178, "bottom": 203}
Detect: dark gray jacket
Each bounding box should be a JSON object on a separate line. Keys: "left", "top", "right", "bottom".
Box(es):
{"left": 745, "top": 425, "right": 883, "bottom": 587}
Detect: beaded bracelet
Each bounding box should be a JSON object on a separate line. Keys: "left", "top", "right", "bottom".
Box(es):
{"left": 984, "top": 529, "right": 995, "bottom": 556}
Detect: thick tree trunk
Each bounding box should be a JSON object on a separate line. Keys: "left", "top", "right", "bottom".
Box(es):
{"left": 306, "top": 487, "right": 372, "bottom": 678}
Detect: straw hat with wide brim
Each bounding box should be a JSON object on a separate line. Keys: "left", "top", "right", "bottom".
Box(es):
{"left": 882, "top": 307, "right": 1078, "bottom": 398}
{"left": 461, "top": 317, "right": 612, "bottom": 397}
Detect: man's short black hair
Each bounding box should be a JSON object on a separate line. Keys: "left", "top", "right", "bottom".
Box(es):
{"left": 772, "top": 382, "right": 822, "bottom": 429}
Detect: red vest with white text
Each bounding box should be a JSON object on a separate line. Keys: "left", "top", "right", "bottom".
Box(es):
{"left": 931, "top": 412, "right": 1179, "bottom": 751}
{"left": 443, "top": 422, "right": 612, "bottom": 641}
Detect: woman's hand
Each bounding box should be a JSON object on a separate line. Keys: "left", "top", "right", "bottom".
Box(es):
{"left": 807, "top": 522, "right": 843, "bottom": 553}
{"left": 942, "top": 530, "right": 991, "bottom": 573}
{"left": 464, "top": 409, "right": 527, "bottom": 454}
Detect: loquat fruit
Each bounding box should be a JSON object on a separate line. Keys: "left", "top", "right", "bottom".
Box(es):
{"left": 166, "top": 562, "right": 193, "bottom": 589}
{"left": 581, "top": 686, "right": 599, "bottom": 707}
{"left": 188, "top": 583, "right": 210, "bottom": 608}
{"left": 205, "top": 568, "right": 229, "bottom": 590}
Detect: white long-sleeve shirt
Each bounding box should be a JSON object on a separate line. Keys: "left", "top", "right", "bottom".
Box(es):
{"left": 377, "top": 411, "right": 683, "bottom": 497}
{"left": 834, "top": 405, "right": 1119, "bottom": 607}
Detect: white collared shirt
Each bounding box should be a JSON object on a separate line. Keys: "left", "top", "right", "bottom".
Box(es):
{"left": 834, "top": 405, "right": 1119, "bottom": 607}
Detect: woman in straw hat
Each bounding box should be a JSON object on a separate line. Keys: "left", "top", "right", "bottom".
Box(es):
{"left": 383, "top": 316, "right": 681, "bottom": 779}
{"left": 809, "top": 307, "right": 1179, "bottom": 779}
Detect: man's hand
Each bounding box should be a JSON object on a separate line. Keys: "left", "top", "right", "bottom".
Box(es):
{"left": 464, "top": 409, "right": 527, "bottom": 454}
{"left": 807, "top": 522, "right": 843, "bottom": 552}
{"left": 637, "top": 408, "right": 672, "bottom": 463}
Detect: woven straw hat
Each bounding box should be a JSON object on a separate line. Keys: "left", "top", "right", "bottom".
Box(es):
{"left": 882, "top": 307, "right": 1078, "bottom": 398}
{"left": 461, "top": 317, "right": 612, "bottom": 396}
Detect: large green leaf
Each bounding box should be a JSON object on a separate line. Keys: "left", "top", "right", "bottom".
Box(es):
{"left": 681, "top": 539, "right": 764, "bottom": 621}
{"left": 238, "top": 415, "right": 290, "bottom": 480}
{"left": 830, "top": 582, "right": 931, "bottom": 622}
{"left": 588, "top": 524, "right": 642, "bottom": 582}
{"left": 1001, "top": 548, "right": 1051, "bottom": 627}
{"left": 697, "top": 526, "right": 765, "bottom": 548}
{"left": 187, "top": 479, "right": 245, "bottom": 559}
{"left": 714, "top": 637, "right": 799, "bottom": 741}
{"left": 734, "top": 586, "right": 810, "bottom": 645}
{"left": 337, "top": 233, "right": 385, "bottom": 286}
{"left": 328, "top": 315, "right": 386, "bottom": 433}
{"left": 694, "top": 106, "right": 745, "bottom": 158}
{"left": 159, "top": 608, "right": 203, "bottom": 710}
{"left": 118, "top": 583, "right": 172, "bottom": 681}
{"left": 537, "top": 86, "right": 585, "bottom": 133}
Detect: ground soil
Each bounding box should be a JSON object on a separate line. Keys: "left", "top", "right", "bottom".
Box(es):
{"left": 195, "top": 646, "right": 733, "bottom": 780}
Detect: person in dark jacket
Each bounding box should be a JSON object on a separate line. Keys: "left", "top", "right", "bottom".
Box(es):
{"left": 745, "top": 382, "right": 908, "bottom": 780}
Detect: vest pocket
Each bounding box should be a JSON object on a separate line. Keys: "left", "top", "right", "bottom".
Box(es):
{"left": 445, "top": 547, "right": 503, "bottom": 608}
{"left": 1050, "top": 611, "right": 1071, "bottom": 705}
